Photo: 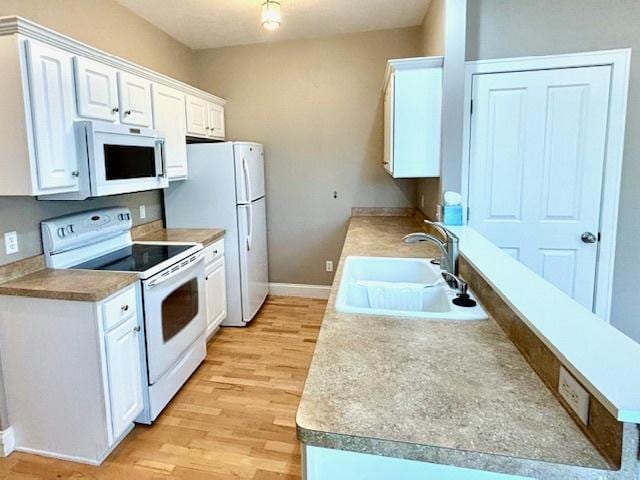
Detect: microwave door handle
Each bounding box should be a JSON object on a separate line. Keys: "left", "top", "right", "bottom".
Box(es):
{"left": 155, "top": 139, "right": 167, "bottom": 178}
{"left": 146, "top": 254, "right": 203, "bottom": 288}
{"left": 242, "top": 156, "right": 252, "bottom": 203}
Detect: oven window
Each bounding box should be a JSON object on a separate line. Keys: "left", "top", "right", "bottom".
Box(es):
{"left": 104, "top": 144, "right": 156, "bottom": 180}
{"left": 161, "top": 278, "right": 199, "bottom": 343}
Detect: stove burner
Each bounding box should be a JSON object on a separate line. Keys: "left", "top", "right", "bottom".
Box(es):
{"left": 72, "top": 243, "right": 194, "bottom": 273}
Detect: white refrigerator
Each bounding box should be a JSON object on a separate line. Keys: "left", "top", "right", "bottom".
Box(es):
{"left": 164, "top": 142, "right": 269, "bottom": 326}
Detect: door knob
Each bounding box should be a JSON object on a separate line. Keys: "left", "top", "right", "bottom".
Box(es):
{"left": 581, "top": 232, "right": 597, "bottom": 244}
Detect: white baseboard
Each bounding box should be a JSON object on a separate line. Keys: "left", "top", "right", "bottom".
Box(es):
{"left": 269, "top": 283, "right": 331, "bottom": 300}
{"left": 0, "top": 426, "right": 15, "bottom": 457}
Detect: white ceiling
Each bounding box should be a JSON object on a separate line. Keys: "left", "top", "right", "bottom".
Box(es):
{"left": 115, "top": 0, "right": 431, "bottom": 50}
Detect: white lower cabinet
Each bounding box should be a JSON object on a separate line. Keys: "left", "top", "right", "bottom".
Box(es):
{"left": 204, "top": 239, "right": 227, "bottom": 338}
{"left": 104, "top": 314, "right": 144, "bottom": 440}
{"left": 0, "top": 284, "right": 144, "bottom": 464}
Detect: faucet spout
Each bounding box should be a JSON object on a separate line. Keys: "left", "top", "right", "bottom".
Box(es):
{"left": 402, "top": 222, "right": 459, "bottom": 276}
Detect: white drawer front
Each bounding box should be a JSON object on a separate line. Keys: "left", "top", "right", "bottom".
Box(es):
{"left": 203, "top": 238, "right": 225, "bottom": 265}
{"left": 103, "top": 285, "right": 138, "bottom": 332}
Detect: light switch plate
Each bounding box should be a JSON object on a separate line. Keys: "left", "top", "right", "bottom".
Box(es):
{"left": 325, "top": 261, "right": 334, "bottom": 272}
{"left": 4, "top": 231, "right": 18, "bottom": 255}
{"left": 139, "top": 205, "right": 146, "bottom": 220}
{"left": 559, "top": 366, "right": 589, "bottom": 424}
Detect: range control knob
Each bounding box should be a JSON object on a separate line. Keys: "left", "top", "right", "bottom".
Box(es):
{"left": 66, "top": 224, "right": 74, "bottom": 234}
{"left": 57, "top": 227, "right": 66, "bottom": 238}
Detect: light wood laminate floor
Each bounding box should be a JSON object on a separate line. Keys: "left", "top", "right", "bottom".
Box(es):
{"left": 0, "top": 296, "right": 326, "bottom": 480}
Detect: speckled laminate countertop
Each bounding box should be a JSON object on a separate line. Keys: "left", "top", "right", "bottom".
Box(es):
{"left": 296, "top": 216, "right": 623, "bottom": 479}
{"left": 0, "top": 226, "right": 224, "bottom": 302}
{"left": 134, "top": 228, "right": 225, "bottom": 246}
{"left": 0, "top": 269, "right": 138, "bottom": 302}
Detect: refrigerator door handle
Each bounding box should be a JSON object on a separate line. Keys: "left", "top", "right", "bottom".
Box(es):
{"left": 242, "top": 156, "right": 253, "bottom": 203}
{"left": 246, "top": 203, "right": 253, "bottom": 251}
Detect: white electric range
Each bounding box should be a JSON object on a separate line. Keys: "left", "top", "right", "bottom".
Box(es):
{"left": 41, "top": 207, "right": 207, "bottom": 423}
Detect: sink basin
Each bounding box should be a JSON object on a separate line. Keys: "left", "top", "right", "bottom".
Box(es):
{"left": 335, "top": 256, "right": 487, "bottom": 320}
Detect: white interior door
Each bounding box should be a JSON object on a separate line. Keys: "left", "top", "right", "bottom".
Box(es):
{"left": 468, "top": 66, "right": 611, "bottom": 310}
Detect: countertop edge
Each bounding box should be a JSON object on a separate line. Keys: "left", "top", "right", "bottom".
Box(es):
{"left": 296, "top": 419, "right": 639, "bottom": 480}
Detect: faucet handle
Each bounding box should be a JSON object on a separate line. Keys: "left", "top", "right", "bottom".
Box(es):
{"left": 441, "top": 271, "right": 467, "bottom": 294}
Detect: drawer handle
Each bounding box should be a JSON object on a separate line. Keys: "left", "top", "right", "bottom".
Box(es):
{"left": 121, "top": 304, "right": 129, "bottom": 313}
{"left": 213, "top": 250, "right": 218, "bottom": 254}
{"left": 133, "top": 325, "right": 141, "bottom": 333}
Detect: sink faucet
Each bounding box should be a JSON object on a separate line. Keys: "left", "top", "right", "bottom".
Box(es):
{"left": 402, "top": 220, "right": 459, "bottom": 277}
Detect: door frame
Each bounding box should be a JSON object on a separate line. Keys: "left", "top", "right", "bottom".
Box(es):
{"left": 460, "top": 49, "right": 631, "bottom": 322}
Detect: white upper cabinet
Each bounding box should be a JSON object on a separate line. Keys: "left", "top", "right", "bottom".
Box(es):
{"left": 0, "top": 18, "right": 226, "bottom": 196}
{"left": 207, "top": 102, "right": 225, "bottom": 139}
{"left": 24, "top": 39, "right": 79, "bottom": 193}
{"left": 117, "top": 72, "right": 152, "bottom": 127}
{"left": 383, "top": 57, "right": 443, "bottom": 178}
{"left": 187, "top": 96, "right": 226, "bottom": 140}
{"left": 152, "top": 83, "right": 188, "bottom": 180}
{"left": 186, "top": 95, "right": 209, "bottom": 136}
{"left": 74, "top": 57, "right": 119, "bottom": 122}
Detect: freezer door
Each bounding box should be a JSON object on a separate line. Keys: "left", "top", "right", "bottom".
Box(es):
{"left": 237, "top": 196, "right": 269, "bottom": 322}
{"left": 234, "top": 143, "right": 265, "bottom": 203}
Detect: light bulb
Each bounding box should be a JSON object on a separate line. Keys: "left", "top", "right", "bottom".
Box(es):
{"left": 261, "top": 0, "right": 281, "bottom": 31}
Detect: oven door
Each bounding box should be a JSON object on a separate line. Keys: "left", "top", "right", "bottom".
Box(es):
{"left": 142, "top": 253, "right": 206, "bottom": 385}
{"left": 83, "top": 121, "right": 169, "bottom": 197}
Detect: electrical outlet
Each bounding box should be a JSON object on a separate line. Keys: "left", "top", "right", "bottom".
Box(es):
{"left": 4, "top": 231, "right": 18, "bottom": 255}
{"left": 325, "top": 261, "right": 333, "bottom": 272}
{"left": 139, "top": 205, "right": 146, "bottom": 220}
{"left": 558, "top": 366, "right": 589, "bottom": 424}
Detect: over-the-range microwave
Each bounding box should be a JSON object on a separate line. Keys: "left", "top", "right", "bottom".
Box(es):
{"left": 40, "top": 121, "right": 167, "bottom": 200}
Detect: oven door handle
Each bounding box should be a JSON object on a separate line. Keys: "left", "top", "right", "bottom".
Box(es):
{"left": 146, "top": 253, "right": 203, "bottom": 289}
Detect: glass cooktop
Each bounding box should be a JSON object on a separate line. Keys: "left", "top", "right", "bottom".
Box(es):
{"left": 72, "top": 243, "right": 194, "bottom": 273}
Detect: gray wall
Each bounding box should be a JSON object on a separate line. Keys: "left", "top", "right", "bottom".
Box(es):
{"left": 416, "top": 0, "right": 445, "bottom": 219}
{"left": 466, "top": 0, "right": 640, "bottom": 342}
{"left": 0, "top": 192, "right": 162, "bottom": 265}
{"left": 193, "top": 28, "right": 421, "bottom": 285}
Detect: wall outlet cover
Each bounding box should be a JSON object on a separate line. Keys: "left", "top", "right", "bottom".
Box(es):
{"left": 325, "top": 261, "right": 334, "bottom": 272}
{"left": 558, "top": 366, "right": 590, "bottom": 424}
{"left": 4, "top": 231, "right": 18, "bottom": 255}
{"left": 139, "top": 205, "right": 146, "bottom": 220}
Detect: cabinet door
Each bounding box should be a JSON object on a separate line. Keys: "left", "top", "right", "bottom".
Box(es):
{"left": 207, "top": 103, "right": 225, "bottom": 139}
{"left": 206, "top": 258, "right": 227, "bottom": 335}
{"left": 104, "top": 315, "right": 143, "bottom": 441}
{"left": 152, "top": 84, "right": 188, "bottom": 180}
{"left": 383, "top": 74, "right": 394, "bottom": 175}
{"left": 117, "top": 72, "right": 152, "bottom": 127}
{"left": 74, "top": 57, "right": 119, "bottom": 122}
{"left": 186, "top": 95, "right": 209, "bottom": 137}
{"left": 24, "top": 40, "right": 79, "bottom": 192}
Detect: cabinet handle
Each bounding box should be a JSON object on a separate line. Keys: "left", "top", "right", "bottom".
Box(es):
{"left": 124, "top": 110, "right": 132, "bottom": 116}
{"left": 133, "top": 325, "right": 141, "bottom": 333}
{"left": 121, "top": 304, "right": 129, "bottom": 312}
{"left": 213, "top": 250, "right": 218, "bottom": 255}
{"left": 112, "top": 107, "right": 120, "bottom": 113}
{"left": 71, "top": 170, "right": 80, "bottom": 177}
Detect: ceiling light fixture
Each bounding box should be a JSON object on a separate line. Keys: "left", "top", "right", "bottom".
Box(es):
{"left": 261, "top": 0, "right": 282, "bottom": 31}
